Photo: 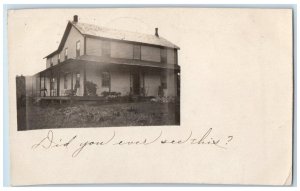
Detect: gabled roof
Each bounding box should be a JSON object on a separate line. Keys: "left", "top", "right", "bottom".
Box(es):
{"left": 44, "top": 21, "right": 180, "bottom": 59}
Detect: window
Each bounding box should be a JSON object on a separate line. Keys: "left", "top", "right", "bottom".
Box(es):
{"left": 76, "top": 73, "right": 80, "bottom": 85}
{"left": 161, "top": 73, "right": 167, "bottom": 89}
{"left": 102, "top": 72, "right": 110, "bottom": 87}
{"left": 50, "top": 78, "right": 55, "bottom": 90}
{"left": 65, "top": 48, "right": 68, "bottom": 60}
{"left": 74, "top": 73, "right": 80, "bottom": 93}
{"left": 133, "top": 45, "right": 141, "bottom": 59}
{"left": 102, "top": 41, "right": 111, "bottom": 57}
{"left": 76, "top": 41, "right": 80, "bottom": 57}
{"left": 58, "top": 54, "right": 61, "bottom": 64}
{"left": 50, "top": 58, "right": 54, "bottom": 67}
{"left": 64, "top": 74, "right": 68, "bottom": 89}
{"left": 161, "top": 48, "right": 167, "bottom": 63}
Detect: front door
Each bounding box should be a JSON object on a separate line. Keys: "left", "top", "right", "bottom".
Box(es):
{"left": 132, "top": 72, "right": 140, "bottom": 95}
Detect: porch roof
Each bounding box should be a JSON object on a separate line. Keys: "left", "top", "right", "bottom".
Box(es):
{"left": 36, "top": 56, "right": 180, "bottom": 75}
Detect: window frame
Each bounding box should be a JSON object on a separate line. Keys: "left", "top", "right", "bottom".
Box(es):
{"left": 64, "top": 74, "right": 68, "bottom": 89}
{"left": 58, "top": 54, "right": 61, "bottom": 64}
{"left": 101, "top": 71, "right": 110, "bottom": 88}
{"left": 160, "top": 48, "right": 167, "bottom": 63}
{"left": 50, "top": 57, "right": 54, "bottom": 67}
{"left": 76, "top": 40, "right": 80, "bottom": 57}
{"left": 65, "top": 48, "right": 68, "bottom": 60}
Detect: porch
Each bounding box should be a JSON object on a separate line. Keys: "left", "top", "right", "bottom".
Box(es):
{"left": 35, "top": 57, "right": 180, "bottom": 100}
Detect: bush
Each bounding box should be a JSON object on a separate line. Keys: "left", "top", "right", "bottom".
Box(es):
{"left": 85, "top": 81, "right": 97, "bottom": 96}
{"left": 101, "top": 91, "right": 121, "bottom": 98}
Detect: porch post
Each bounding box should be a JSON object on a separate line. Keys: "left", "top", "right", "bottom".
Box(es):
{"left": 71, "top": 72, "right": 73, "bottom": 91}
{"left": 129, "top": 70, "right": 132, "bottom": 94}
{"left": 39, "top": 73, "right": 41, "bottom": 97}
{"left": 83, "top": 63, "right": 87, "bottom": 96}
{"left": 57, "top": 71, "right": 60, "bottom": 96}
{"left": 50, "top": 71, "right": 52, "bottom": 97}
{"left": 43, "top": 73, "right": 46, "bottom": 97}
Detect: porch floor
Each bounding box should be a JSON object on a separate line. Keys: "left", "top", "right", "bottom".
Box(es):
{"left": 39, "top": 96, "right": 106, "bottom": 101}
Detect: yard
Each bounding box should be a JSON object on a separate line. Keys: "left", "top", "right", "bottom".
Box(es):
{"left": 19, "top": 100, "right": 180, "bottom": 130}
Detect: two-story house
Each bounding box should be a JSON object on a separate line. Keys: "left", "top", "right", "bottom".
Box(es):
{"left": 29, "top": 15, "right": 180, "bottom": 100}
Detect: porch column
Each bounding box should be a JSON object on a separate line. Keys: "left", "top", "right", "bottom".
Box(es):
{"left": 83, "top": 63, "right": 87, "bottom": 96}
{"left": 43, "top": 73, "right": 46, "bottom": 97}
{"left": 39, "top": 73, "right": 41, "bottom": 97}
{"left": 57, "top": 71, "right": 60, "bottom": 96}
{"left": 71, "top": 72, "right": 73, "bottom": 91}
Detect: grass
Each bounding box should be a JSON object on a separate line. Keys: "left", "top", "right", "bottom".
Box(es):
{"left": 19, "top": 101, "right": 180, "bottom": 130}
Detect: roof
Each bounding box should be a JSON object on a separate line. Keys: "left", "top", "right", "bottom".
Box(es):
{"left": 45, "top": 21, "right": 180, "bottom": 58}
{"left": 36, "top": 55, "right": 180, "bottom": 76}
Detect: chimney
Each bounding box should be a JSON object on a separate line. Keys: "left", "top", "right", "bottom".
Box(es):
{"left": 73, "top": 15, "right": 78, "bottom": 23}
{"left": 155, "top": 28, "right": 159, "bottom": 37}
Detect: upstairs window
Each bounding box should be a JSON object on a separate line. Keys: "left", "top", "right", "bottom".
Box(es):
{"left": 161, "top": 48, "right": 167, "bottom": 63}
{"left": 76, "top": 41, "right": 80, "bottom": 57}
{"left": 50, "top": 58, "right": 54, "bottom": 67}
{"left": 102, "top": 41, "right": 111, "bottom": 57}
{"left": 102, "top": 72, "right": 110, "bottom": 87}
{"left": 133, "top": 45, "right": 141, "bottom": 60}
{"left": 65, "top": 48, "right": 68, "bottom": 60}
{"left": 58, "top": 54, "right": 61, "bottom": 64}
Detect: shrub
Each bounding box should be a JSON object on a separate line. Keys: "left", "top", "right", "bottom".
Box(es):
{"left": 85, "top": 81, "right": 97, "bottom": 96}
{"left": 101, "top": 91, "right": 121, "bottom": 98}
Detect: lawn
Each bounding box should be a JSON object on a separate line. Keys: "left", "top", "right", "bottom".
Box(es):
{"left": 19, "top": 101, "right": 180, "bottom": 130}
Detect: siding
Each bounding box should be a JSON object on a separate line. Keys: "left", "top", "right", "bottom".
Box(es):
{"left": 86, "top": 37, "right": 103, "bottom": 56}
{"left": 144, "top": 70, "right": 161, "bottom": 96}
{"left": 141, "top": 46, "right": 161, "bottom": 62}
{"left": 167, "top": 49, "right": 175, "bottom": 65}
{"left": 110, "top": 70, "right": 131, "bottom": 95}
{"left": 86, "top": 66, "right": 109, "bottom": 95}
{"left": 59, "top": 73, "right": 73, "bottom": 96}
{"left": 85, "top": 66, "right": 131, "bottom": 96}
{"left": 166, "top": 70, "right": 177, "bottom": 97}
{"left": 111, "top": 42, "right": 133, "bottom": 59}
{"left": 60, "top": 26, "right": 84, "bottom": 62}
{"left": 46, "top": 26, "right": 84, "bottom": 68}
{"left": 86, "top": 37, "right": 165, "bottom": 63}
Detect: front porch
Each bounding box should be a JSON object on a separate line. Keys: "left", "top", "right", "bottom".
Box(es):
{"left": 35, "top": 58, "right": 180, "bottom": 100}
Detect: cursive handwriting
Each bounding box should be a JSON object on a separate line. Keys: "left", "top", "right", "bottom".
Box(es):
{"left": 32, "top": 130, "right": 77, "bottom": 150}
{"left": 72, "top": 131, "right": 115, "bottom": 157}
{"left": 32, "top": 129, "right": 233, "bottom": 157}
{"left": 113, "top": 131, "right": 162, "bottom": 146}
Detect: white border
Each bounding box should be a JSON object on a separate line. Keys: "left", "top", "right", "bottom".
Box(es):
{"left": 1, "top": 1, "right": 298, "bottom": 191}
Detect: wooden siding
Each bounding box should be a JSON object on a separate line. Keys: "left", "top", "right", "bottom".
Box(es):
{"left": 61, "top": 26, "right": 84, "bottom": 62}
{"left": 141, "top": 46, "right": 161, "bottom": 62}
{"left": 46, "top": 26, "right": 84, "bottom": 68}
{"left": 111, "top": 42, "right": 133, "bottom": 59}
{"left": 144, "top": 70, "right": 161, "bottom": 96}
{"left": 86, "top": 37, "right": 103, "bottom": 56}
{"left": 167, "top": 49, "right": 175, "bottom": 65}
{"left": 85, "top": 37, "right": 177, "bottom": 65}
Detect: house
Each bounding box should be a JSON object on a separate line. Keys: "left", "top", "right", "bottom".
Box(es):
{"left": 27, "top": 15, "right": 180, "bottom": 100}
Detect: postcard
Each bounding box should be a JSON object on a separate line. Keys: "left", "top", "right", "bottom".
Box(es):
{"left": 8, "top": 8, "right": 293, "bottom": 186}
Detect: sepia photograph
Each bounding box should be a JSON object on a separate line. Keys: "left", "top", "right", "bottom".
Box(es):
{"left": 16, "top": 14, "right": 181, "bottom": 130}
